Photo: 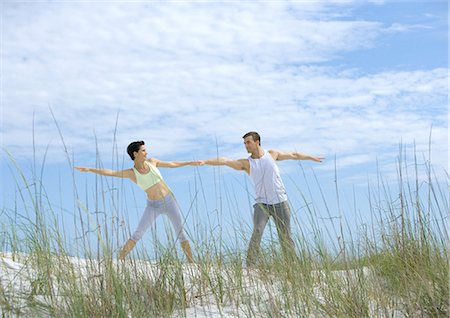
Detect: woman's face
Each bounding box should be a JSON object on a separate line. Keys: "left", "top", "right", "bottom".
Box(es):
{"left": 134, "top": 145, "right": 148, "bottom": 160}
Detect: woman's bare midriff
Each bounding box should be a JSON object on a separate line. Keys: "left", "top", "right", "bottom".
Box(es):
{"left": 144, "top": 181, "right": 171, "bottom": 200}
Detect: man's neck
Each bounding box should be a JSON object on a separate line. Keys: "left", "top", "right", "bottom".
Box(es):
{"left": 251, "top": 147, "right": 264, "bottom": 159}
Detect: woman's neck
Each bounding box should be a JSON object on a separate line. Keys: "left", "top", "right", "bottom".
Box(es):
{"left": 134, "top": 160, "right": 147, "bottom": 170}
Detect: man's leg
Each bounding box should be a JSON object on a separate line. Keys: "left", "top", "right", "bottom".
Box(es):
{"left": 246, "top": 203, "right": 270, "bottom": 267}
{"left": 272, "top": 201, "right": 297, "bottom": 262}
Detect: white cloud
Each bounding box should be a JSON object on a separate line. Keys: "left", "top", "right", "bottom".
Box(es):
{"left": 1, "top": 2, "right": 447, "bottom": 186}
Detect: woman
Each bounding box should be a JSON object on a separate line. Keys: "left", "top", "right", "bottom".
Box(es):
{"left": 75, "top": 140, "right": 200, "bottom": 262}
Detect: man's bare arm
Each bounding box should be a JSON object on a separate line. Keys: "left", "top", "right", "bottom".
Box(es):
{"left": 202, "top": 157, "right": 249, "bottom": 172}
{"left": 268, "top": 150, "right": 324, "bottom": 162}
{"left": 75, "top": 166, "right": 133, "bottom": 178}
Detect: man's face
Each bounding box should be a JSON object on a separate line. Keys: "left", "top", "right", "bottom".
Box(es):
{"left": 243, "top": 136, "right": 259, "bottom": 153}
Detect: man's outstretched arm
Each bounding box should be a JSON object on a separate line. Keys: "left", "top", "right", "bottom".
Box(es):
{"left": 202, "top": 157, "right": 249, "bottom": 172}
{"left": 269, "top": 150, "right": 324, "bottom": 162}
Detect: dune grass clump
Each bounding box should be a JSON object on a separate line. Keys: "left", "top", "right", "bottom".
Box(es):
{"left": 0, "top": 141, "right": 448, "bottom": 317}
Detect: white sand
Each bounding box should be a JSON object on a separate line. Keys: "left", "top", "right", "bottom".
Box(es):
{"left": 1, "top": 252, "right": 405, "bottom": 317}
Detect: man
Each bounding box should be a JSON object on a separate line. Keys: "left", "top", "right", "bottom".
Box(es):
{"left": 201, "top": 132, "right": 324, "bottom": 266}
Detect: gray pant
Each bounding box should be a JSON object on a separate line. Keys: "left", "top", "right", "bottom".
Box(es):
{"left": 130, "top": 194, "right": 187, "bottom": 242}
{"left": 247, "top": 201, "right": 296, "bottom": 266}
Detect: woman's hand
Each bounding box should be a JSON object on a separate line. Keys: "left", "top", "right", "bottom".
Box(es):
{"left": 74, "top": 166, "right": 90, "bottom": 172}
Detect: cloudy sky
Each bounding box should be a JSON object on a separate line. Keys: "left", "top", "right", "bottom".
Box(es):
{"left": 1, "top": 1, "right": 447, "bottom": 253}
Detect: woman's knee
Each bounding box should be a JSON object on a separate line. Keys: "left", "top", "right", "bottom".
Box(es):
{"left": 130, "top": 231, "right": 143, "bottom": 242}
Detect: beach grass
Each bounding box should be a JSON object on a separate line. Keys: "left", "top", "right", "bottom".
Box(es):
{"left": 1, "top": 142, "right": 448, "bottom": 317}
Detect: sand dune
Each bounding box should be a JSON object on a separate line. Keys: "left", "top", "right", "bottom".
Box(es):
{"left": 1, "top": 252, "right": 406, "bottom": 317}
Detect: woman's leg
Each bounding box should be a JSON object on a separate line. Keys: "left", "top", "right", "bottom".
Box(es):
{"left": 131, "top": 201, "right": 161, "bottom": 242}
{"left": 118, "top": 239, "right": 136, "bottom": 260}
{"left": 119, "top": 201, "right": 160, "bottom": 260}
{"left": 180, "top": 240, "right": 194, "bottom": 263}
{"left": 164, "top": 195, "right": 194, "bottom": 262}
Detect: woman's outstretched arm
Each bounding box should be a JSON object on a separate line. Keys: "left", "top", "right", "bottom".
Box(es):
{"left": 150, "top": 158, "right": 203, "bottom": 168}
{"left": 75, "top": 166, "right": 133, "bottom": 178}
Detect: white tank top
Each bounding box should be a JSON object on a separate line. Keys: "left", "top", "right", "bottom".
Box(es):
{"left": 248, "top": 150, "right": 288, "bottom": 204}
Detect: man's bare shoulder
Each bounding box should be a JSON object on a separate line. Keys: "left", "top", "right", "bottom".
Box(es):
{"left": 237, "top": 158, "right": 249, "bottom": 165}
{"left": 236, "top": 158, "right": 250, "bottom": 172}
{"left": 267, "top": 149, "right": 281, "bottom": 160}
{"left": 223, "top": 158, "right": 249, "bottom": 171}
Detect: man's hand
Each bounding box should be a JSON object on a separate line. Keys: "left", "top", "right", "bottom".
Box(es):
{"left": 309, "top": 156, "right": 325, "bottom": 163}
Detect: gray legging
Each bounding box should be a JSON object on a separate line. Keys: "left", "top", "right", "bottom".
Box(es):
{"left": 247, "top": 201, "right": 296, "bottom": 266}
{"left": 130, "top": 194, "right": 187, "bottom": 242}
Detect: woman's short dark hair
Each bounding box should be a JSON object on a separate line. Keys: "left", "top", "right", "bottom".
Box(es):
{"left": 127, "top": 141, "right": 145, "bottom": 160}
{"left": 242, "top": 131, "right": 261, "bottom": 145}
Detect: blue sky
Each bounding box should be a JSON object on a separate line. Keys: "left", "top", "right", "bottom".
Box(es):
{"left": 1, "top": 1, "right": 448, "bottom": 257}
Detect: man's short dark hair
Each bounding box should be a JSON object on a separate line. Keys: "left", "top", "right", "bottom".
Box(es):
{"left": 242, "top": 131, "right": 261, "bottom": 145}
{"left": 127, "top": 141, "right": 145, "bottom": 160}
